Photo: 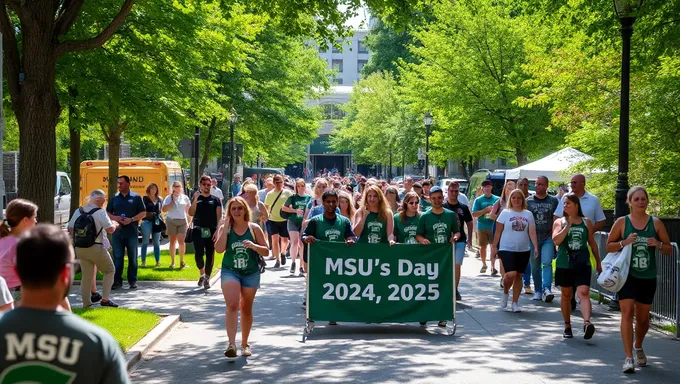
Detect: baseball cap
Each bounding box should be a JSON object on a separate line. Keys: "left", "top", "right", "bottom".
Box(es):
{"left": 481, "top": 180, "right": 492, "bottom": 187}
{"left": 430, "top": 186, "right": 443, "bottom": 194}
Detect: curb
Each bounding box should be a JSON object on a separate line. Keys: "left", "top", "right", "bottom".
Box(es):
{"left": 209, "top": 268, "right": 221, "bottom": 287}
{"left": 125, "top": 314, "right": 181, "bottom": 372}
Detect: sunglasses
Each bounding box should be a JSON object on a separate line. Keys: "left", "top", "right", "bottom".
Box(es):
{"left": 407, "top": 201, "right": 419, "bottom": 206}
{"left": 231, "top": 206, "right": 244, "bottom": 211}
{"left": 201, "top": 183, "right": 211, "bottom": 187}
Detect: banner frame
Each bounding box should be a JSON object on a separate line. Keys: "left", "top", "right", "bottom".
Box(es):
{"left": 302, "top": 241, "right": 457, "bottom": 342}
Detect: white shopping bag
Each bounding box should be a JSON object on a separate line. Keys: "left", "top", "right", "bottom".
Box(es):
{"left": 597, "top": 244, "right": 632, "bottom": 292}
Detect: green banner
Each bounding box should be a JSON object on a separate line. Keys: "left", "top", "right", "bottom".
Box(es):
{"left": 307, "top": 241, "right": 454, "bottom": 323}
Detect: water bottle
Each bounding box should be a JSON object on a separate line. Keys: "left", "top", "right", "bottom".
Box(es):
{"left": 120, "top": 214, "right": 126, "bottom": 225}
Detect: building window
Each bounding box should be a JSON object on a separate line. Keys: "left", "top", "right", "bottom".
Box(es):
{"left": 358, "top": 60, "right": 368, "bottom": 73}
{"left": 358, "top": 40, "right": 368, "bottom": 54}
{"left": 322, "top": 104, "right": 346, "bottom": 120}
{"left": 332, "top": 78, "right": 343, "bottom": 85}
{"left": 332, "top": 59, "right": 343, "bottom": 73}
{"left": 332, "top": 39, "right": 342, "bottom": 53}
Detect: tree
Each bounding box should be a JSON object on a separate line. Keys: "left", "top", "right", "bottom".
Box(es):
{"left": 400, "top": 0, "right": 561, "bottom": 166}
{"left": 1, "top": 0, "right": 423, "bottom": 222}
{"left": 361, "top": 19, "right": 417, "bottom": 77}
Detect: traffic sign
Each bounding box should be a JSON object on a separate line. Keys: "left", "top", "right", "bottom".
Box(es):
{"left": 418, "top": 147, "right": 426, "bottom": 160}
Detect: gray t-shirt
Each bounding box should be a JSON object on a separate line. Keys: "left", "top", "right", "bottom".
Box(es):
{"left": 527, "top": 194, "right": 559, "bottom": 241}
{"left": 67, "top": 203, "right": 114, "bottom": 244}
{"left": 0, "top": 307, "right": 130, "bottom": 384}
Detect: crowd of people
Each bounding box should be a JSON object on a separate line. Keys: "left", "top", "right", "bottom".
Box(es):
{"left": 0, "top": 170, "right": 673, "bottom": 376}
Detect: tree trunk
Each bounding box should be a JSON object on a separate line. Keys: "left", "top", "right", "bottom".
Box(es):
{"left": 12, "top": 4, "right": 61, "bottom": 224}
{"left": 102, "top": 118, "right": 126, "bottom": 201}
{"left": 515, "top": 147, "right": 528, "bottom": 166}
{"left": 69, "top": 109, "right": 81, "bottom": 215}
{"left": 198, "top": 116, "right": 217, "bottom": 176}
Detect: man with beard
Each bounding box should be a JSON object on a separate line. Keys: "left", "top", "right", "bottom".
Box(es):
{"left": 0, "top": 225, "right": 129, "bottom": 383}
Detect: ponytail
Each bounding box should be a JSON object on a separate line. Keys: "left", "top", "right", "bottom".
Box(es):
{"left": 0, "top": 219, "right": 10, "bottom": 238}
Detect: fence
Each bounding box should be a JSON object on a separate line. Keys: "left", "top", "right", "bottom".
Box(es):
{"left": 591, "top": 232, "right": 680, "bottom": 337}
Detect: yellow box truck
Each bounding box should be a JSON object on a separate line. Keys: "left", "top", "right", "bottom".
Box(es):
{"left": 79, "top": 159, "right": 185, "bottom": 205}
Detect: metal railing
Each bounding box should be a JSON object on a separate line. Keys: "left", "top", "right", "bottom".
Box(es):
{"left": 591, "top": 232, "right": 680, "bottom": 337}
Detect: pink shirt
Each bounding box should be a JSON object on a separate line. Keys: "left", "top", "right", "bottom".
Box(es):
{"left": 0, "top": 236, "right": 20, "bottom": 289}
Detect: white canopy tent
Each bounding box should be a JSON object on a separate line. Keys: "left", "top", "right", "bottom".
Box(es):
{"left": 505, "top": 147, "right": 593, "bottom": 182}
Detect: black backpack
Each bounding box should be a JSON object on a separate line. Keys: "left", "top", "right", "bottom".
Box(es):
{"left": 73, "top": 208, "right": 103, "bottom": 248}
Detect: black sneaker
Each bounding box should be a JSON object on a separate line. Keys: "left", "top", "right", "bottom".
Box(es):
{"left": 273, "top": 261, "right": 280, "bottom": 268}
{"left": 299, "top": 267, "right": 305, "bottom": 275}
{"left": 419, "top": 322, "right": 427, "bottom": 326}
{"left": 198, "top": 275, "right": 206, "bottom": 287}
{"left": 111, "top": 282, "right": 122, "bottom": 290}
{"left": 280, "top": 254, "right": 287, "bottom": 266}
{"left": 456, "top": 291, "right": 462, "bottom": 301}
{"left": 101, "top": 299, "right": 119, "bottom": 308}
{"left": 290, "top": 261, "right": 296, "bottom": 274}
{"left": 583, "top": 322, "right": 595, "bottom": 340}
{"left": 328, "top": 321, "right": 337, "bottom": 325}
{"left": 129, "top": 283, "right": 138, "bottom": 289}
{"left": 438, "top": 321, "right": 447, "bottom": 327}
{"left": 203, "top": 277, "right": 211, "bottom": 290}
{"left": 563, "top": 326, "right": 573, "bottom": 339}
{"left": 90, "top": 292, "right": 102, "bottom": 303}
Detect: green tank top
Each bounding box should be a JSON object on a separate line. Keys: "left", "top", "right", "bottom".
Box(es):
{"left": 393, "top": 212, "right": 420, "bottom": 244}
{"left": 222, "top": 226, "right": 259, "bottom": 275}
{"left": 625, "top": 216, "right": 657, "bottom": 279}
{"left": 313, "top": 215, "right": 351, "bottom": 242}
{"left": 556, "top": 219, "right": 589, "bottom": 269}
{"left": 359, "top": 211, "right": 388, "bottom": 244}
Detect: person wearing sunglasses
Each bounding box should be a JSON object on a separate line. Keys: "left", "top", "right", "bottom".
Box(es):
{"left": 189, "top": 175, "right": 223, "bottom": 289}
{"left": 162, "top": 181, "right": 191, "bottom": 269}
{"left": 215, "top": 197, "right": 269, "bottom": 359}
{"left": 392, "top": 192, "right": 420, "bottom": 245}
{"left": 384, "top": 186, "right": 400, "bottom": 213}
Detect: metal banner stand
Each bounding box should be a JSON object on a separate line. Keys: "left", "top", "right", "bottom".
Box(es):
{"left": 447, "top": 244, "right": 457, "bottom": 336}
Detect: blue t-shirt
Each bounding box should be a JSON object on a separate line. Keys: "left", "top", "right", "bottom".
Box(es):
{"left": 471, "top": 194, "right": 499, "bottom": 230}
{"left": 106, "top": 191, "right": 145, "bottom": 236}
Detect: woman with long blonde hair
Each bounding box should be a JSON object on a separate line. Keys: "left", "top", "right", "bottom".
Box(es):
{"left": 490, "top": 180, "right": 516, "bottom": 280}
{"left": 215, "top": 196, "right": 269, "bottom": 358}
{"left": 354, "top": 185, "right": 393, "bottom": 244}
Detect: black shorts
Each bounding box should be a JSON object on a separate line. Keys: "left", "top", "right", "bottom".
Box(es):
{"left": 268, "top": 220, "right": 289, "bottom": 238}
{"left": 618, "top": 275, "right": 657, "bottom": 305}
{"left": 498, "top": 251, "right": 530, "bottom": 273}
{"left": 555, "top": 266, "right": 592, "bottom": 288}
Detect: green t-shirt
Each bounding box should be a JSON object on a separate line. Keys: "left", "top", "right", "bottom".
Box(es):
{"left": 284, "top": 194, "right": 312, "bottom": 227}
{"left": 265, "top": 189, "right": 293, "bottom": 222}
{"left": 416, "top": 208, "right": 460, "bottom": 244}
{"left": 222, "top": 225, "right": 259, "bottom": 276}
{"left": 0, "top": 308, "right": 130, "bottom": 384}
{"left": 420, "top": 198, "right": 432, "bottom": 210}
{"left": 358, "top": 211, "right": 388, "bottom": 244}
{"left": 393, "top": 212, "right": 420, "bottom": 244}
{"left": 556, "top": 219, "right": 590, "bottom": 269}
{"left": 472, "top": 194, "right": 499, "bottom": 230}
{"left": 625, "top": 216, "right": 657, "bottom": 279}
{"left": 309, "top": 215, "right": 352, "bottom": 242}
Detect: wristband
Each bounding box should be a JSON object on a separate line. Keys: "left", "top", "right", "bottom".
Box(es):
{"left": 619, "top": 241, "right": 624, "bottom": 249}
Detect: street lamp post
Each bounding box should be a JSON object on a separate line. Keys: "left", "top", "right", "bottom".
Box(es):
{"left": 613, "top": 0, "right": 643, "bottom": 218}
{"left": 228, "top": 109, "right": 238, "bottom": 198}
{"left": 423, "top": 111, "right": 433, "bottom": 179}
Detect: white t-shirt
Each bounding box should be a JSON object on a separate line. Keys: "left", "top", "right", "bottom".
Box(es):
{"left": 553, "top": 191, "right": 606, "bottom": 225}
{"left": 211, "top": 186, "right": 224, "bottom": 202}
{"left": 0, "top": 276, "right": 13, "bottom": 308}
{"left": 496, "top": 209, "right": 535, "bottom": 252}
{"left": 163, "top": 194, "right": 190, "bottom": 220}
{"left": 67, "top": 204, "right": 114, "bottom": 244}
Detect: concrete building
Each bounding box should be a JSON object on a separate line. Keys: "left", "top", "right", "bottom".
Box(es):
{"left": 317, "top": 30, "right": 371, "bottom": 86}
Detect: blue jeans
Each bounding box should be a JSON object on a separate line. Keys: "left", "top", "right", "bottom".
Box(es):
{"left": 529, "top": 237, "right": 556, "bottom": 292}
{"left": 140, "top": 220, "right": 161, "bottom": 264}
{"left": 112, "top": 230, "right": 139, "bottom": 285}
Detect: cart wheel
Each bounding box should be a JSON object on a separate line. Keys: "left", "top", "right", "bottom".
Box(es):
{"left": 447, "top": 323, "right": 457, "bottom": 336}
{"left": 302, "top": 327, "right": 308, "bottom": 342}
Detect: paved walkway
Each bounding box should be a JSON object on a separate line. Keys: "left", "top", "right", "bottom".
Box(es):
{"left": 71, "top": 252, "right": 680, "bottom": 383}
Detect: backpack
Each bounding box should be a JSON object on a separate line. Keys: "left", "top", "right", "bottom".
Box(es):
{"left": 73, "top": 208, "right": 103, "bottom": 248}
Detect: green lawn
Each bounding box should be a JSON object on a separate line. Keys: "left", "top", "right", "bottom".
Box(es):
{"left": 73, "top": 308, "right": 160, "bottom": 351}
{"left": 76, "top": 250, "right": 224, "bottom": 281}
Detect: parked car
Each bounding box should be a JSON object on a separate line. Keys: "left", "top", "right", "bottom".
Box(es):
{"left": 439, "top": 178, "right": 469, "bottom": 197}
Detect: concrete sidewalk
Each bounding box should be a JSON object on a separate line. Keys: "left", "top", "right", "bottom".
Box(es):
{"left": 82, "top": 252, "right": 680, "bottom": 384}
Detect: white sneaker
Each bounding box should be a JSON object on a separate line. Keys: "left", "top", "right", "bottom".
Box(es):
{"left": 543, "top": 288, "right": 555, "bottom": 303}
{"left": 512, "top": 302, "right": 521, "bottom": 313}
{"left": 622, "top": 358, "right": 635, "bottom": 373}
{"left": 500, "top": 293, "right": 509, "bottom": 308}
{"left": 531, "top": 292, "right": 542, "bottom": 301}
{"left": 634, "top": 348, "right": 647, "bottom": 367}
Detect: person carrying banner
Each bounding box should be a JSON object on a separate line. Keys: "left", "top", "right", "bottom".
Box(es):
{"left": 303, "top": 189, "right": 356, "bottom": 322}
{"left": 354, "top": 185, "right": 394, "bottom": 244}
{"left": 416, "top": 186, "right": 460, "bottom": 327}
{"left": 392, "top": 192, "right": 421, "bottom": 245}
{"left": 443, "top": 182, "right": 474, "bottom": 301}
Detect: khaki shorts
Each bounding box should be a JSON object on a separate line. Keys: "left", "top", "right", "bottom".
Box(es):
{"left": 477, "top": 229, "right": 493, "bottom": 247}
{"left": 166, "top": 218, "right": 188, "bottom": 236}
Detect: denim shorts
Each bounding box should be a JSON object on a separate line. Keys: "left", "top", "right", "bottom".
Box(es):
{"left": 221, "top": 268, "right": 261, "bottom": 289}
{"left": 454, "top": 242, "right": 466, "bottom": 265}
